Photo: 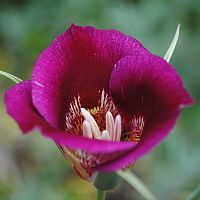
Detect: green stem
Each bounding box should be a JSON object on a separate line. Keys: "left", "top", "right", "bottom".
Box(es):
{"left": 117, "top": 170, "right": 157, "bottom": 200}
{"left": 96, "top": 189, "right": 106, "bottom": 200}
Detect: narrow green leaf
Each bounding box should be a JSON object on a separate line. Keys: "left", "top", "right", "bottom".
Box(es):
{"left": 0, "top": 70, "right": 22, "bottom": 84}
{"left": 117, "top": 170, "right": 157, "bottom": 200}
{"left": 164, "top": 24, "right": 180, "bottom": 62}
{"left": 187, "top": 185, "right": 200, "bottom": 200}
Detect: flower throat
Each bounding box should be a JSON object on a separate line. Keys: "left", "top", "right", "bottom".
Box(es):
{"left": 65, "top": 90, "right": 144, "bottom": 143}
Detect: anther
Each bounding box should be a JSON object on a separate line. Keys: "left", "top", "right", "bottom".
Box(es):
{"left": 114, "top": 115, "right": 121, "bottom": 141}
{"left": 83, "top": 120, "right": 93, "bottom": 139}
{"left": 101, "top": 130, "right": 110, "bottom": 140}
{"left": 81, "top": 108, "right": 101, "bottom": 139}
{"left": 106, "top": 111, "right": 115, "bottom": 141}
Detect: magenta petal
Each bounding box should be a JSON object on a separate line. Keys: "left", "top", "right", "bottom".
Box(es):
{"left": 105, "top": 55, "right": 194, "bottom": 171}
{"left": 4, "top": 80, "right": 136, "bottom": 155}
{"left": 45, "top": 130, "right": 136, "bottom": 154}
{"left": 98, "top": 110, "right": 179, "bottom": 171}
{"left": 110, "top": 55, "right": 193, "bottom": 119}
{"left": 4, "top": 81, "right": 50, "bottom": 133}
{"left": 32, "top": 24, "right": 149, "bottom": 128}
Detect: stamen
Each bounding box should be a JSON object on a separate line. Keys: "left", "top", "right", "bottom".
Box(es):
{"left": 101, "top": 130, "right": 110, "bottom": 140}
{"left": 114, "top": 115, "right": 122, "bottom": 141}
{"left": 81, "top": 108, "right": 101, "bottom": 139}
{"left": 62, "top": 90, "right": 146, "bottom": 180}
{"left": 81, "top": 109, "right": 122, "bottom": 141}
{"left": 65, "top": 90, "right": 136, "bottom": 143}
{"left": 83, "top": 120, "right": 93, "bottom": 139}
{"left": 106, "top": 111, "right": 115, "bottom": 141}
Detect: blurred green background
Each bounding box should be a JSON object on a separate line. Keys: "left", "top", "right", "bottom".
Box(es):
{"left": 0, "top": 0, "right": 199, "bottom": 199}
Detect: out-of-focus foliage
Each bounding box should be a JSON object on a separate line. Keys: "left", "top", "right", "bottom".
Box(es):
{"left": 0, "top": 0, "right": 199, "bottom": 199}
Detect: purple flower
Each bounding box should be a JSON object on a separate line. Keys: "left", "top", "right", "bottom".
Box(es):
{"left": 4, "top": 24, "right": 193, "bottom": 180}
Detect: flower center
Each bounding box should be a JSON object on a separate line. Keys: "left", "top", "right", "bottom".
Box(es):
{"left": 62, "top": 90, "right": 145, "bottom": 180}
{"left": 65, "top": 90, "right": 144, "bottom": 143}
